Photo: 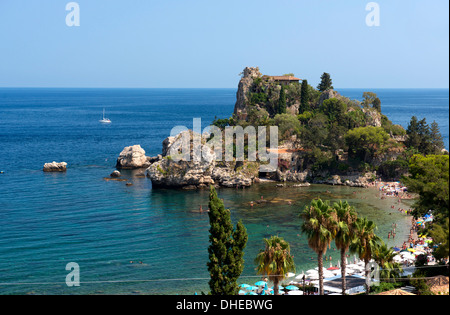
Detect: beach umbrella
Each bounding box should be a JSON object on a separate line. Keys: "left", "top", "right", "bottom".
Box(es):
{"left": 327, "top": 267, "right": 339, "bottom": 271}
{"left": 285, "top": 285, "right": 300, "bottom": 291}
{"left": 286, "top": 272, "right": 296, "bottom": 278}
{"left": 255, "top": 281, "right": 267, "bottom": 287}
{"left": 270, "top": 286, "right": 284, "bottom": 290}
{"left": 238, "top": 290, "right": 246, "bottom": 295}
{"left": 287, "top": 290, "right": 304, "bottom": 295}
{"left": 246, "top": 286, "right": 260, "bottom": 291}
{"left": 295, "top": 272, "right": 305, "bottom": 280}
{"left": 393, "top": 247, "right": 401, "bottom": 252}
{"left": 239, "top": 284, "right": 251, "bottom": 289}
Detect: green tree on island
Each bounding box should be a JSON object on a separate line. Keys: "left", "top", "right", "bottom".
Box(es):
{"left": 333, "top": 200, "right": 358, "bottom": 295}
{"left": 277, "top": 85, "right": 287, "bottom": 114}
{"left": 207, "top": 185, "right": 248, "bottom": 295}
{"left": 345, "top": 126, "right": 390, "bottom": 163}
{"left": 300, "top": 79, "right": 310, "bottom": 113}
{"left": 317, "top": 72, "right": 333, "bottom": 92}
{"left": 362, "top": 92, "right": 381, "bottom": 112}
{"left": 300, "top": 199, "right": 337, "bottom": 295}
{"left": 350, "top": 217, "right": 382, "bottom": 295}
{"left": 406, "top": 117, "right": 445, "bottom": 155}
{"left": 254, "top": 235, "right": 295, "bottom": 295}
{"left": 402, "top": 154, "right": 449, "bottom": 219}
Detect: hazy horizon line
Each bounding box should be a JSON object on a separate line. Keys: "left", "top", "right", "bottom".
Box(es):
{"left": 0, "top": 86, "right": 449, "bottom": 90}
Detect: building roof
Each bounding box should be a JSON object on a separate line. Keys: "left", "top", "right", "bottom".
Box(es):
{"left": 264, "top": 75, "right": 301, "bottom": 81}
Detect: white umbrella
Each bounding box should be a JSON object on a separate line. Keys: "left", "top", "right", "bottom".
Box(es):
{"left": 331, "top": 269, "right": 341, "bottom": 276}
{"left": 306, "top": 271, "right": 319, "bottom": 280}
{"left": 286, "top": 272, "right": 296, "bottom": 278}
{"left": 287, "top": 290, "right": 304, "bottom": 295}
{"left": 295, "top": 272, "right": 305, "bottom": 280}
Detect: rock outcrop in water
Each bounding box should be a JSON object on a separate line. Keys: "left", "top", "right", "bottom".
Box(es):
{"left": 43, "top": 162, "right": 67, "bottom": 172}
{"left": 116, "top": 145, "right": 151, "bottom": 169}
{"left": 146, "top": 131, "right": 256, "bottom": 189}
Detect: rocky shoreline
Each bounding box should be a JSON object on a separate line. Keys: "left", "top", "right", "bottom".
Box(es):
{"left": 113, "top": 135, "right": 377, "bottom": 190}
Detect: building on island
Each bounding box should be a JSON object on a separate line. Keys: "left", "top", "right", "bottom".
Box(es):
{"left": 263, "top": 75, "right": 301, "bottom": 85}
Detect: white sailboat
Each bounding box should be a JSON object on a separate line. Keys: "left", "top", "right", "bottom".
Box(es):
{"left": 99, "top": 108, "right": 111, "bottom": 124}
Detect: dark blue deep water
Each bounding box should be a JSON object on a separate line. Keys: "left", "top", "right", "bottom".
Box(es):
{"left": 0, "top": 88, "right": 448, "bottom": 295}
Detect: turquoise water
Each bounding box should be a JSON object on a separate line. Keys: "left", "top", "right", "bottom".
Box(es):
{"left": 0, "top": 88, "right": 447, "bottom": 295}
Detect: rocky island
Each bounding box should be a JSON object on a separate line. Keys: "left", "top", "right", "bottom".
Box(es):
{"left": 115, "top": 67, "right": 446, "bottom": 190}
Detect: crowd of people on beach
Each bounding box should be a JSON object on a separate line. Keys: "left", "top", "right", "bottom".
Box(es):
{"left": 377, "top": 181, "right": 413, "bottom": 200}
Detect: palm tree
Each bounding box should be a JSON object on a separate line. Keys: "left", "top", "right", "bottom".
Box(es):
{"left": 373, "top": 241, "right": 403, "bottom": 281}
{"left": 350, "top": 217, "right": 382, "bottom": 294}
{"left": 300, "top": 199, "right": 337, "bottom": 295}
{"left": 254, "top": 236, "right": 295, "bottom": 295}
{"left": 333, "top": 200, "right": 358, "bottom": 295}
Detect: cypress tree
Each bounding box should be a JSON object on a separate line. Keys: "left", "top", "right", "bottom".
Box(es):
{"left": 300, "top": 79, "right": 310, "bottom": 114}
{"left": 317, "top": 72, "right": 333, "bottom": 92}
{"left": 207, "top": 186, "right": 248, "bottom": 295}
{"left": 278, "top": 85, "right": 287, "bottom": 114}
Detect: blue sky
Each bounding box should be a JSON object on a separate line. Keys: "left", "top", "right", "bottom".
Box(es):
{"left": 0, "top": 0, "right": 448, "bottom": 88}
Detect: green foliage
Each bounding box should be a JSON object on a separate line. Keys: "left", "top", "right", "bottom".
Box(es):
{"left": 246, "top": 107, "right": 272, "bottom": 127}
{"left": 212, "top": 116, "right": 233, "bottom": 129}
{"left": 250, "top": 92, "right": 268, "bottom": 105}
{"left": 406, "top": 117, "right": 445, "bottom": 155}
{"left": 254, "top": 236, "right": 296, "bottom": 295}
{"left": 373, "top": 242, "right": 403, "bottom": 280}
{"left": 345, "top": 126, "right": 390, "bottom": 162}
{"left": 410, "top": 272, "right": 434, "bottom": 295}
{"left": 381, "top": 114, "right": 406, "bottom": 136}
{"left": 207, "top": 186, "right": 248, "bottom": 295}
{"left": 300, "top": 79, "right": 310, "bottom": 114}
{"left": 428, "top": 218, "right": 449, "bottom": 262}
{"left": 297, "top": 110, "right": 313, "bottom": 123}
{"left": 402, "top": 154, "right": 449, "bottom": 219}
{"left": 317, "top": 72, "right": 333, "bottom": 92}
{"left": 346, "top": 109, "right": 367, "bottom": 129}
{"left": 300, "top": 198, "right": 337, "bottom": 295}
{"left": 320, "top": 98, "right": 347, "bottom": 122}
{"left": 277, "top": 85, "right": 287, "bottom": 114}
{"left": 300, "top": 113, "right": 329, "bottom": 149}
{"left": 274, "top": 113, "right": 301, "bottom": 141}
{"left": 370, "top": 282, "right": 402, "bottom": 294}
{"left": 378, "top": 159, "right": 409, "bottom": 180}
{"left": 350, "top": 217, "right": 382, "bottom": 294}
{"left": 362, "top": 92, "right": 381, "bottom": 112}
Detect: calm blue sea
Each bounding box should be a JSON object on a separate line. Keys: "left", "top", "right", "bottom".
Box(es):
{"left": 0, "top": 88, "right": 448, "bottom": 295}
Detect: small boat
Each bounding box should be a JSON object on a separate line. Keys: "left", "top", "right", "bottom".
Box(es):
{"left": 99, "top": 108, "right": 111, "bottom": 124}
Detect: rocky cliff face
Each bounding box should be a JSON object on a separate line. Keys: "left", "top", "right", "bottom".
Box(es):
{"left": 234, "top": 67, "right": 262, "bottom": 118}
{"left": 146, "top": 131, "right": 255, "bottom": 189}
